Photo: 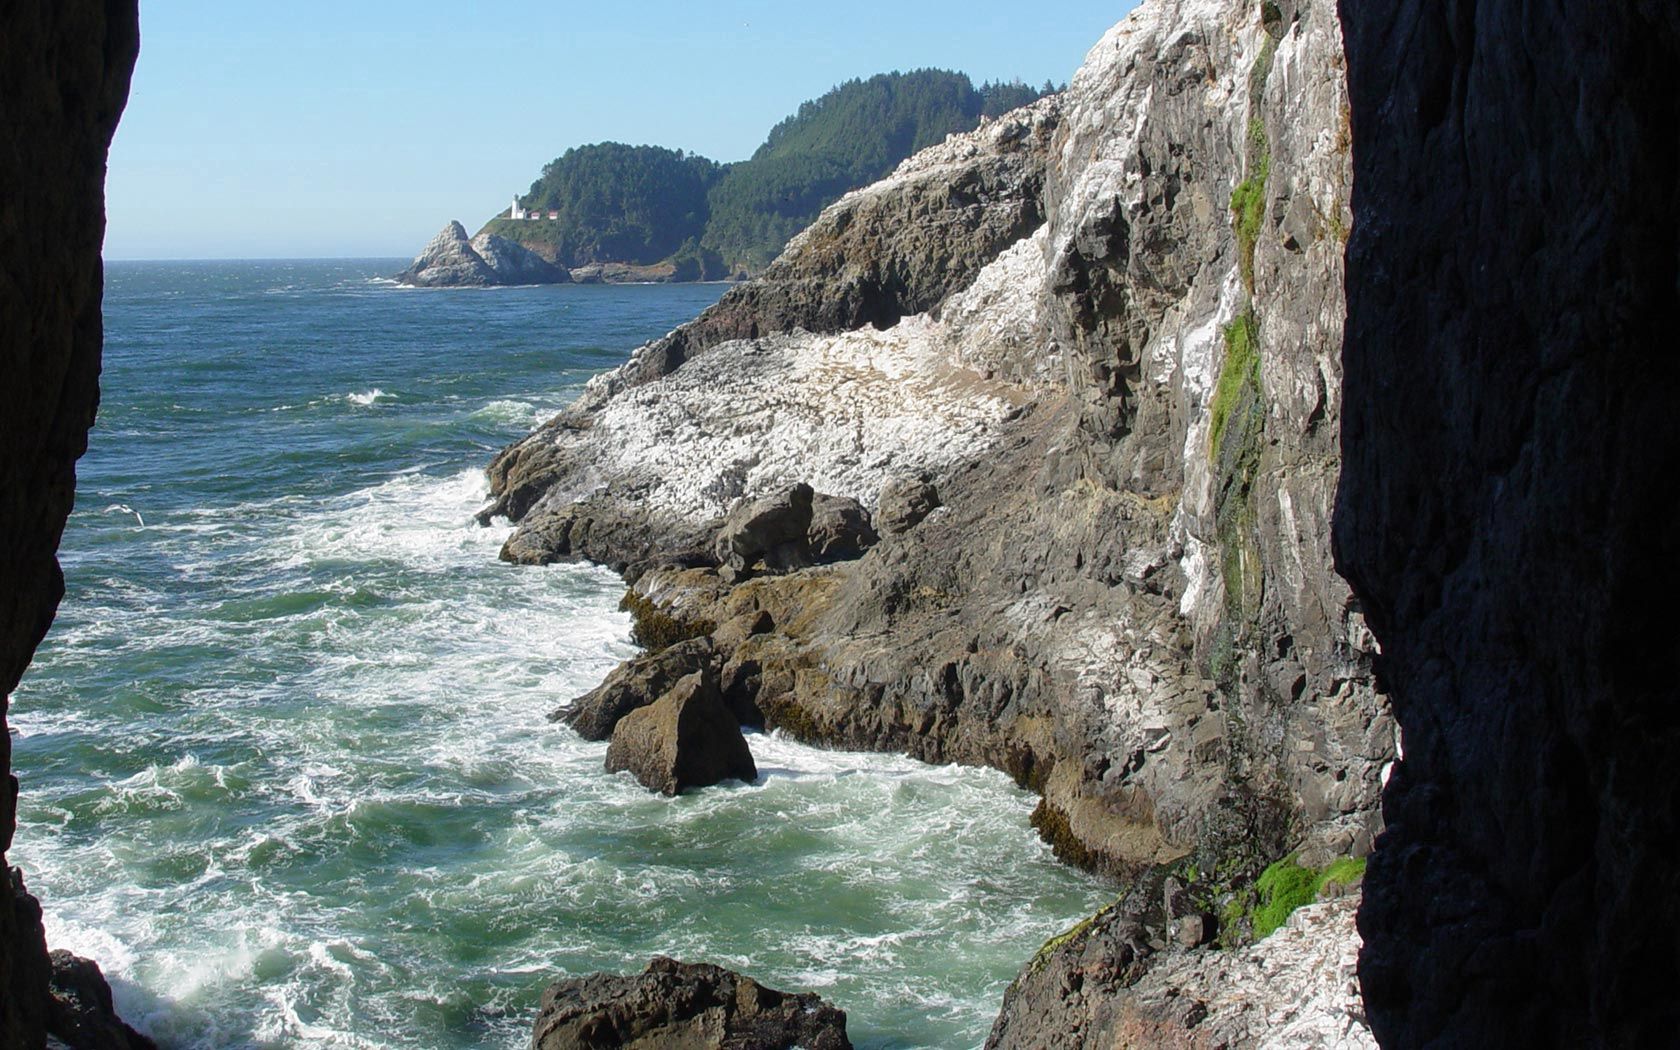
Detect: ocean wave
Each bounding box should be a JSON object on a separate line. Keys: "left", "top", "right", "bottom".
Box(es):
{"left": 344, "top": 389, "right": 392, "bottom": 407}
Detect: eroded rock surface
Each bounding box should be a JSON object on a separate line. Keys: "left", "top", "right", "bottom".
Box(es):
{"left": 1336, "top": 1, "right": 1680, "bottom": 1045}
{"left": 531, "top": 957, "right": 850, "bottom": 1050}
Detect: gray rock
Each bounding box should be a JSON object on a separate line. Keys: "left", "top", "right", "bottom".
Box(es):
{"left": 469, "top": 232, "right": 569, "bottom": 285}
{"left": 604, "top": 671, "right": 757, "bottom": 795}
{"left": 397, "top": 221, "right": 498, "bottom": 287}
{"left": 874, "top": 477, "right": 940, "bottom": 536}
{"left": 714, "top": 483, "right": 814, "bottom": 580}
{"left": 397, "top": 223, "right": 570, "bottom": 288}
{"left": 553, "top": 638, "right": 716, "bottom": 741}
{"left": 531, "top": 957, "right": 850, "bottom": 1050}
{"left": 808, "top": 494, "right": 878, "bottom": 562}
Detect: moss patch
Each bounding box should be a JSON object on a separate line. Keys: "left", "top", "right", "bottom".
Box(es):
{"left": 1253, "top": 856, "right": 1318, "bottom": 938}
{"left": 1209, "top": 312, "right": 1260, "bottom": 461}
{"left": 619, "top": 590, "right": 714, "bottom": 651}
{"left": 1030, "top": 798, "right": 1102, "bottom": 872}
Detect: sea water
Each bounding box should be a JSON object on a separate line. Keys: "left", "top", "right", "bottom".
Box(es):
{"left": 9, "top": 260, "right": 1110, "bottom": 1049}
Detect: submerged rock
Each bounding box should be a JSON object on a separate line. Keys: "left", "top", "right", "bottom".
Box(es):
{"left": 531, "top": 957, "right": 850, "bottom": 1050}
{"left": 604, "top": 670, "right": 756, "bottom": 795}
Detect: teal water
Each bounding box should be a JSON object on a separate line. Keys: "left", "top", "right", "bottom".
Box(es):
{"left": 9, "top": 261, "right": 1109, "bottom": 1049}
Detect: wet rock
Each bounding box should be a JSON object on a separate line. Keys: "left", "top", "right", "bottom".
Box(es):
{"left": 874, "top": 477, "right": 940, "bottom": 536}
{"left": 807, "top": 494, "right": 877, "bottom": 562}
{"left": 604, "top": 671, "right": 757, "bottom": 795}
{"left": 46, "top": 951, "right": 154, "bottom": 1050}
{"left": 553, "top": 638, "right": 716, "bottom": 741}
{"left": 531, "top": 957, "right": 850, "bottom": 1050}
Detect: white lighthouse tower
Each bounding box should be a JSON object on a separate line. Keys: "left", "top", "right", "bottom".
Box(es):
{"left": 510, "top": 194, "right": 526, "bottom": 221}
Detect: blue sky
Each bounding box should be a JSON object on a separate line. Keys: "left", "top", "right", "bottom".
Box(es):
{"left": 106, "top": 2, "right": 1138, "bottom": 260}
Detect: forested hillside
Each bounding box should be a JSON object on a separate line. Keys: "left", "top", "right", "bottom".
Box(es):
{"left": 479, "top": 71, "right": 1056, "bottom": 278}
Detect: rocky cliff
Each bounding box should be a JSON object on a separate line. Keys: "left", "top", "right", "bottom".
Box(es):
{"left": 0, "top": 3, "right": 144, "bottom": 1048}
{"left": 489, "top": 0, "right": 1386, "bottom": 1039}
{"left": 1336, "top": 2, "right": 1680, "bottom": 1045}
{"left": 396, "top": 221, "right": 570, "bottom": 287}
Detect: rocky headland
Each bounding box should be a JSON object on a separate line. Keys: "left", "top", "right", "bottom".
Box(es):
{"left": 397, "top": 221, "right": 571, "bottom": 287}
{"left": 5, "top": 0, "right": 1678, "bottom": 1045}
{"left": 486, "top": 0, "right": 1391, "bottom": 1040}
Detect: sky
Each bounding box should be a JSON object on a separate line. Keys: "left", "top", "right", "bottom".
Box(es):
{"left": 105, "top": 1, "right": 1139, "bottom": 260}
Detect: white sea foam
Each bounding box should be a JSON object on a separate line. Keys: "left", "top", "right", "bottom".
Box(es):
{"left": 344, "top": 389, "right": 391, "bottom": 407}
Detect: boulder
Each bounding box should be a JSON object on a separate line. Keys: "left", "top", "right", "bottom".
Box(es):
{"left": 714, "top": 483, "right": 814, "bottom": 581}
{"left": 552, "top": 638, "right": 715, "bottom": 741}
{"left": 470, "top": 232, "right": 569, "bottom": 286}
{"left": 807, "top": 494, "right": 878, "bottom": 562}
{"left": 396, "top": 221, "right": 497, "bottom": 287}
{"left": 875, "top": 477, "right": 940, "bottom": 535}
{"left": 605, "top": 671, "right": 757, "bottom": 795}
{"left": 531, "top": 957, "right": 851, "bottom": 1050}
{"left": 46, "top": 950, "right": 155, "bottom": 1050}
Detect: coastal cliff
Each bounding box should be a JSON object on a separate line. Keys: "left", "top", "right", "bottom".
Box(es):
{"left": 1338, "top": 2, "right": 1680, "bottom": 1045}
{"left": 489, "top": 0, "right": 1387, "bottom": 1039}
{"left": 0, "top": 3, "right": 147, "bottom": 1048}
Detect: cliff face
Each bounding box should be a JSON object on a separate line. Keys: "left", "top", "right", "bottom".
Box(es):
{"left": 1336, "top": 3, "right": 1680, "bottom": 1046}
{"left": 0, "top": 3, "right": 139, "bottom": 1047}
{"left": 489, "top": 0, "right": 1384, "bottom": 898}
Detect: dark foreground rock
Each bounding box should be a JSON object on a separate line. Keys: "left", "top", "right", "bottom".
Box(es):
{"left": 532, "top": 957, "right": 850, "bottom": 1050}
{"left": 1, "top": 3, "right": 139, "bottom": 1045}
{"left": 46, "top": 952, "right": 155, "bottom": 1050}
{"left": 604, "top": 671, "right": 757, "bottom": 795}
{"left": 1337, "top": 0, "right": 1680, "bottom": 1045}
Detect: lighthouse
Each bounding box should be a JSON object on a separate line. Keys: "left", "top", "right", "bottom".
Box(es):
{"left": 510, "top": 194, "right": 526, "bottom": 221}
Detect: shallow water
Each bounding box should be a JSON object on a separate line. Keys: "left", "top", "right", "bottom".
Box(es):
{"left": 10, "top": 260, "right": 1109, "bottom": 1049}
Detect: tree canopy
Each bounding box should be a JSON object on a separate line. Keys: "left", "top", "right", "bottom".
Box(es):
{"left": 484, "top": 71, "right": 1059, "bottom": 275}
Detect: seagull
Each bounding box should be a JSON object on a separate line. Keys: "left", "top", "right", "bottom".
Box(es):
{"left": 109, "top": 503, "right": 144, "bottom": 527}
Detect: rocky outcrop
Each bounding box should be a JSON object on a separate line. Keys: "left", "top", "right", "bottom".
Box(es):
{"left": 45, "top": 952, "right": 155, "bottom": 1050}
{"left": 0, "top": 4, "right": 139, "bottom": 1047}
{"left": 493, "top": 0, "right": 1384, "bottom": 887}
{"left": 715, "top": 483, "right": 814, "bottom": 581}
{"left": 991, "top": 893, "right": 1371, "bottom": 1049}
{"left": 1335, "top": 2, "right": 1680, "bottom": 1046}
{"left": 555, "top": 638, "right": 718, "bottom": 741}
{"left": 603, "top": 669, "right": 758, "bottom": 795}
{"left": 396, "top": 221, "right": 569, "bottom": 287}
{"left": 470, "top": 231, "right": 570, "bottom": 285}
{"left": 531, "top": 957, "right": 851, "bottom": 1050}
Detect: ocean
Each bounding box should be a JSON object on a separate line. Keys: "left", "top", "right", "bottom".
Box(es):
{"left": 9, "top": 260, "right": 1109, "bottom": 1049}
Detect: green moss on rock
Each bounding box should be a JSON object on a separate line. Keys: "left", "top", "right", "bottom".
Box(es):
{"left": 620, "top": 590, "right": 714, "bottom": 651}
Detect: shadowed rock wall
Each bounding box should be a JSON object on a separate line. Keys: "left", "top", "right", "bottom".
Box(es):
{"left": 1336, "top": 2, "right": 1680, "bottom": 1045}
{"left": 0, "top": 2, "right": 139, "bottom": 1046}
